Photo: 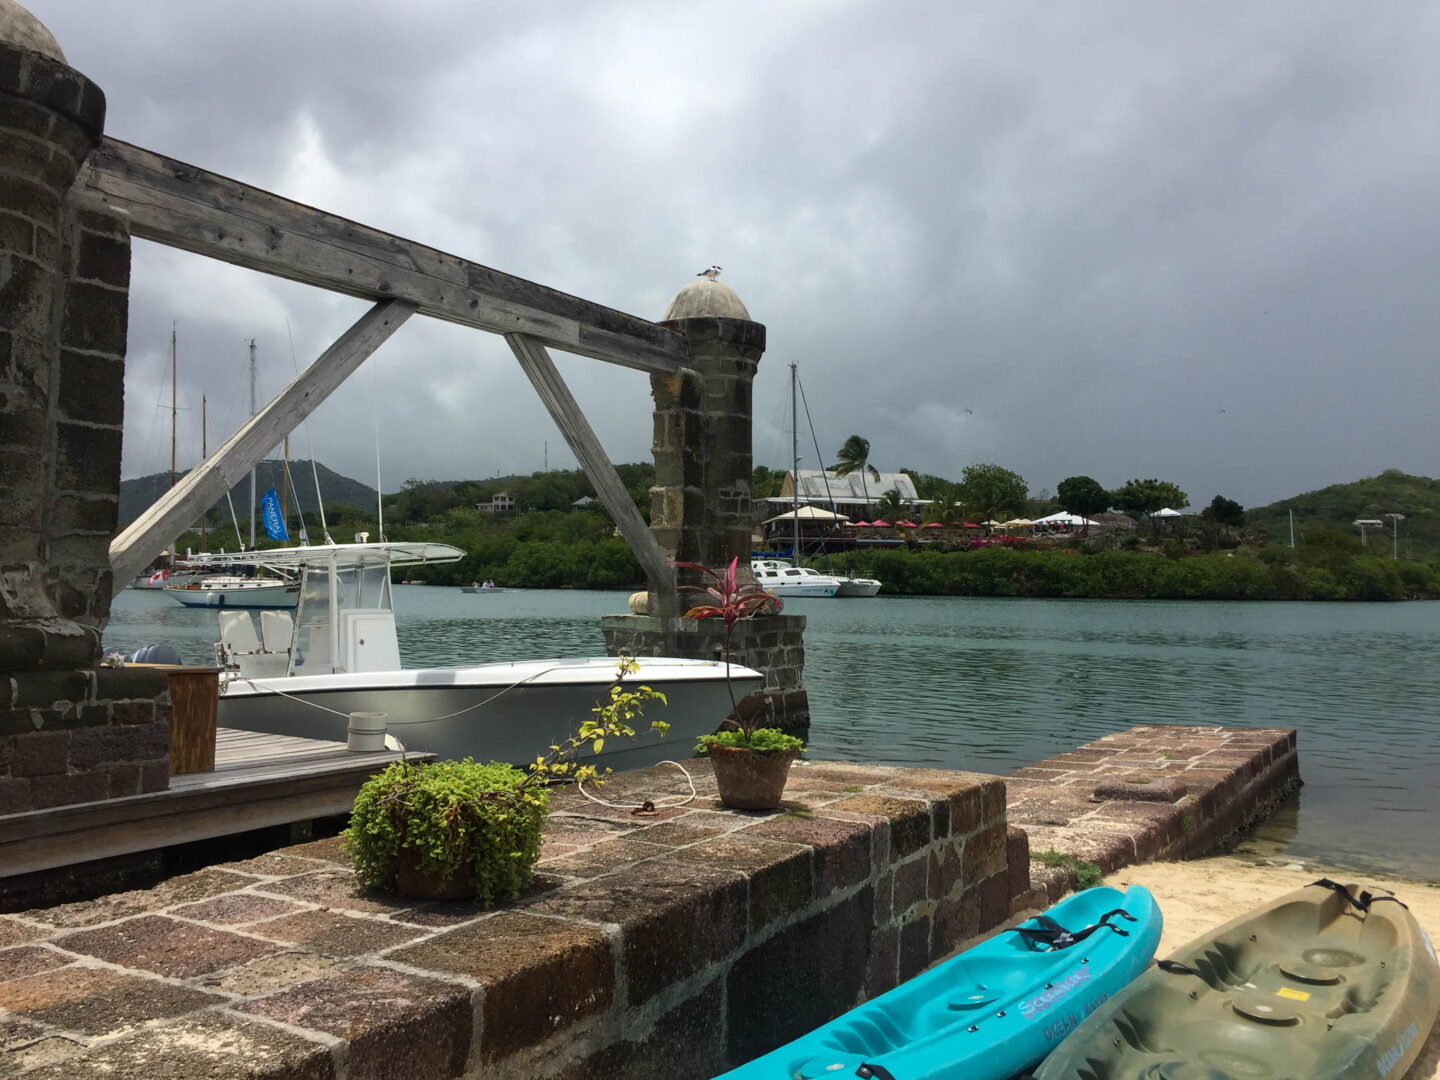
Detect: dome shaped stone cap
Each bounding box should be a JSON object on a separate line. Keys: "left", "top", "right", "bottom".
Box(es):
{"left": 0, "top": 1, "right": 66, "bottom": 63}
{"left": 662, "top": 279, "right": 751, "bottom": 321}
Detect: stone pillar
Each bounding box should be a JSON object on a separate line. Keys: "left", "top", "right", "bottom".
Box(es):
{"left": 0, "top": 8, "right": 170, "bottom": 816}
{"left": 604, "top": 278, "right": 809, "bottom": 742}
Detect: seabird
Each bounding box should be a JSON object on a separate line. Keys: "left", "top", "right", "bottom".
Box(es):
{"left": 697, "top": 265, "right": 722, "bottom": 279}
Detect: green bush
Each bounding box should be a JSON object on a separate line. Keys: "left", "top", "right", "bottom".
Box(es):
{"left": 343, "top": 759, "right": 547, "bottom": 904}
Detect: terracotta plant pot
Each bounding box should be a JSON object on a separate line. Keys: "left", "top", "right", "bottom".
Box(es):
{"left": 395, "top": 845, "right": 476, "bottom": 901}
{"left": 708, "top": 745, "right": 800, "bottom": 810}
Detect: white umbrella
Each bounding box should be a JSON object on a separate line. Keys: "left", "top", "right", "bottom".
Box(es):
{"left": 1153, "top": 507, "right": 1184, "bottom": 518}
{"left": 1034, "top": 512, "right": 1099, "bottom": 526}
{"left": 761, "top": 506, "right": 851, "bottom": 525}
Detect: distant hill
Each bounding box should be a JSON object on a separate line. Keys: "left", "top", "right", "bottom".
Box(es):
{"left": 119, "top": 459, "right": 379, "bottom": 528}
{"left": 1246, "top": 470, "right": 1439, "bottom": 563}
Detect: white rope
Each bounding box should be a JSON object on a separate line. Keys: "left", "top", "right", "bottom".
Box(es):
{"left": 575, "top": 759, "right": 696, "bottom": 810}
{"left": 221, "top": 661, "right": 585, "bottom": 726}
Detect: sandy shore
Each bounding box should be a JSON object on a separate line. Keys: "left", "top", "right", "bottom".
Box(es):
{"left": 1103, "top": 855, "right": 1440, "bottom": 1079}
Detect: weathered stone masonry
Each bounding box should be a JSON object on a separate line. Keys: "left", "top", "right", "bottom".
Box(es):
{"left": 0, "top": 25, "right": 170, "bottom": 816}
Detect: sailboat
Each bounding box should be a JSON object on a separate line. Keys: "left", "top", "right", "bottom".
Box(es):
{"left": 753, "top": 361, "right": 880, "bottom": 598}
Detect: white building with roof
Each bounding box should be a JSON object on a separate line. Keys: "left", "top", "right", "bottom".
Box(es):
{"left": 770, "top": 469, "right": 926, "bottom": 520}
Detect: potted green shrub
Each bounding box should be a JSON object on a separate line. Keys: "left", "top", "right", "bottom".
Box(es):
{"left": 342, "top": 658, "right": 666, "bottom": 901}
{"left": 674, "top": 557, "right": 804, "bottom": 810}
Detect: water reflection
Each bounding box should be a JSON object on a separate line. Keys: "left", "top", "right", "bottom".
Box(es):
{"left": 106, "top": 588, "right": 1440, "bottom": 880}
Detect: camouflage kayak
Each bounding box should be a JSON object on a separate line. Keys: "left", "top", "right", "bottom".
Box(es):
{"left": 1035, "top": 878, "right": 1440, "bottom": 1080}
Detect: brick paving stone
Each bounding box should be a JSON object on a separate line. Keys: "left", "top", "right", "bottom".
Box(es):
{"left": 0, "top": 967, "right": 224, "bottom": 1035}
{"left": 0, "top": 944, "right": 70, "bottom": 981}
{"left": 239, "top": 966, "right": 471, "bottom": 1080}
{"left": 258, "top": 869, "right": 412, "bottom": 915}
{"left": 668, "top": 833, "right": 812, "bottom": 930}
{"left": 391, "top": 911, "right": 613, "bottom": 1062}
{"left": 219, "top": 853, "right": 336, "bottom": 878}
{"left": 197, "top": 950, "right": 346, "bottom": 997}
{"left": 15, "top": 1010, "right": 338, "bottom": 1080}
{"left": 627, "top": 818, "right": 727, "bottom": 846}
{"left": 826, "top": 795, "right": 931, "bottom": 859}
{"left": 56, "top": 915, "right": 283, "bottom": 978}
{"left": 29, "top": 868, "right": 256, "bottom": 928}
{"left": 540, "top": 837, "right": 671, "bottom": 877}
{"left": 273, "top": 835, "right": 349, "bottom": 864}
{"left": 0, "top": 917, "right": 48, "bottom": 948}
{"left": 169, "top": 893, "right": 310, "bottom": 926}
{"left": 527, "top": 856, "right": 747, "bottom": 1006}
{"left": 245, "top": 910, "right": 430, "bottom": 957}
{"left": 743, "top": 814, "right": 873, "bottom": 898}
{"left": 0, "top": 1018, "right": 84, "bottom": 1076}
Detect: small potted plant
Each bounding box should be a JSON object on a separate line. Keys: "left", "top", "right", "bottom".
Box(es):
{"left": 674, "top": 557, "right": 804, "bottom": 810}
{"left": 342, "top": 658, "right": 666, "bottom": 901}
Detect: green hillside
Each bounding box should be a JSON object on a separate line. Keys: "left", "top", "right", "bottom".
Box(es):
{"left": 1246, "top": 470, "right": 1439, "bottom": 564}
{"left": 119, "top": 459, "right": 379, "bottom": 529}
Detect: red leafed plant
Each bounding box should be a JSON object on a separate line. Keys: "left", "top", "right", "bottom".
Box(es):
{"left": 672, "top": 557, "right": 800, "bottom": 752}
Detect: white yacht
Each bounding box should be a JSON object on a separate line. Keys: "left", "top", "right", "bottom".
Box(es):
{"left": 751, "top": 559, "right": 844, "bottom": 598}
{"left": 205, "top": 540, "right": 761, "bottom": 772}
{"left": 834, "top": 575, "right": 882, "bottom": 598}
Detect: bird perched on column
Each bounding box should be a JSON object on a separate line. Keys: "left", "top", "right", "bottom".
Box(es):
{"left": 697, "top": 265, "right": 722, "bottom": 279}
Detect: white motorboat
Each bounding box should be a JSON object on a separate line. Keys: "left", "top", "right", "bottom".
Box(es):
{"left": 751, "top": 558, "right": 843, "bottom": 598}
{"left": 205, "top": 540, "right": 762, "bottom": 771}
{"left": 833, "top": 575, "right": 882, "bottom": 597}
{"left": 164, "top": 575, "right": 300, "bottom": 609}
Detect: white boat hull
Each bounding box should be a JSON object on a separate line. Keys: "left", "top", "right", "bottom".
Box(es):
{"left": 217, "top": 656, "right": 761, "bottom": 771}
{"left": 834, "top": 577, "right": 882, "bottom": 597}
{"left": 166, "top": 584, "right": 299, "bottom": 609}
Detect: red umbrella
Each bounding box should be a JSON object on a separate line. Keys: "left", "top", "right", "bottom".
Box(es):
{"left": 852, "top": 520, "right": 873, "bottom": 527}
{"left": 962, "top": 522, "right": 980, "bottom": 528}
{"left": 924, "top": 522, "right": 944, "bottom": 528}
{"left": 870, "top": 519, "right": 891, "bottom": 527}
{"left": 896, "top": 519, "right": 918, "bottom": 528}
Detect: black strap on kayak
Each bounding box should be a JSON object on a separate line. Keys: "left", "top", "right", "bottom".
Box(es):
{"left": 1309, "top": 878, "right": 1410, "bottom": 913}
{"left": 1156, "top": 959, "right": 1205, "bottom": 977}
{"left": 856, "top": 1064, "right": 897, "bottom": 1080}
{"left": 1007, "top": 907, "right": 1137, "bottom": 951}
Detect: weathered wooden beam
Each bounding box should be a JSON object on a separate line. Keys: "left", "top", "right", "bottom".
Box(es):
{"left": 79, "top": 138, "right": 689, "bottom": 375}
{"left": 110, "top": 300, "right": 415, "bottom": 585}
{"left": 506, "top": 333, "right": 674, "bottom": 595}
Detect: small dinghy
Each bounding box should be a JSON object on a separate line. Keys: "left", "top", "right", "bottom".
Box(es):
{"left": 717, "top": 885, "right": 1162, "bottom": 1079}
{"left": 1035, "top": 878, "right": 1440, "bottom": 1080}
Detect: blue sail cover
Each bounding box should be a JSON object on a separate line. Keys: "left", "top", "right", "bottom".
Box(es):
{"left": 261, "top": 487, "right": 289, "bottom": 541}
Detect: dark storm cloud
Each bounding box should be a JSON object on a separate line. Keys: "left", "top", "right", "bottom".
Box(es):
{"left": 30, "top": 0, "right": 1440, "bottom": 508}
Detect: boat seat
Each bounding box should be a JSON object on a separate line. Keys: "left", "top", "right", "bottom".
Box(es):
{"left": 218, "top": 610, "right": 262, "bottom": 656}
{"left": 260, "top": 610, "right": 294, "bottom": 652}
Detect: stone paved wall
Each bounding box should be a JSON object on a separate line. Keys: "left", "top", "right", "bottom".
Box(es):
{"left": 0, "top": 760, "right": 1008, "bottom": 1079}
{"left": 1005, "top": 724, "right": 1299, "bottom": 907}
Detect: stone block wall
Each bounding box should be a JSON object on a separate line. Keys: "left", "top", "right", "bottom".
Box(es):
{"left": 0, "top": 35, "right": 171, "bottom": 814}
{"left": 1, "top": 666, "right": 170, "bottom": 813}
{"left": 601, "top": 612, "right": 809, "bottom": 743}
{"left": 0, "top": 761, "right": 1010, "bottom": 1079}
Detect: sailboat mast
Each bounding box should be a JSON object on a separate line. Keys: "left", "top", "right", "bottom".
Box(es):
{"left": 248, "top": 338, "right": 257, "bottom": 549}
{"left": 791, "top": 360, "right": 800, "bottom": 565}
{"left": 281, "top": 435, "right": 289, "bottom": 546}
{"left": 1289, "top": 509, "right": 1294, "bottom": 548}
{"left": 200, "top": 394, "right": 207, "bottom": 550}
{"left": 169, "top": 323, "right": 176, "bottom": 488}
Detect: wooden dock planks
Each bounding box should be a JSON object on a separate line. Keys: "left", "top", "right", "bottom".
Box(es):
{"left": 0, "top": 729, "right": 426, "bottom": 879}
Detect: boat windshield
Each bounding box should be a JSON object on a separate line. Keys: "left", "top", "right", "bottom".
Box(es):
{"left": 292, "top": 561, "right": 392, "bottom": 674}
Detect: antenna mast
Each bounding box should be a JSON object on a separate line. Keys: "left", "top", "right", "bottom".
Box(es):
{"left": 248, "top": 338, "right": 257, "bottom": 549}
{"left": 169, "top": 322, "right": 177, "bottom": 488}
{"left": 791, "top": 360, "right": 800, "bottom": 565}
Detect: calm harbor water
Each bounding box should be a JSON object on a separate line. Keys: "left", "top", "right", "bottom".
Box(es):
{"left": 107, "top": 588, "right": 1440, "bottom": 880}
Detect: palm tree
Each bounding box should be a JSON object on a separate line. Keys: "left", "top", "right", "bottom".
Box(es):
{"left": 830, "top": 435, "right": 880, "bottom": 515}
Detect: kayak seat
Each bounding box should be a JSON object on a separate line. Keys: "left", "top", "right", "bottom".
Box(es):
{"left": 945, "top": 991, "right": 1000, "bottom": 1011}
{"left": 824, "top": 1010, "right": 910, "bottom": 1056}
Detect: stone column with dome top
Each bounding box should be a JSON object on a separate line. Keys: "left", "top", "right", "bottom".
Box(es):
{"left": 0, "top": 3, "right": 171, "bottom": 829}
{"left": 601, "top": 276, "right": 809, "bottom": 743}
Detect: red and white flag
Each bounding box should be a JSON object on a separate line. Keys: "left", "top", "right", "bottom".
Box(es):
{"left": 148, "top": 569, "right": 168, "bottom": 584}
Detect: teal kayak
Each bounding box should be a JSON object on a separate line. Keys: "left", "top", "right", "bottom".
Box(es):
{"left": 716, "top": 885, "right": 1163, "bottom": 1079}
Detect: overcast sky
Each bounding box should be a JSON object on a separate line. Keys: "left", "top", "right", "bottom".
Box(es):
{"left": 33, "top": 1, "right": 1440, "bottom": 509}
